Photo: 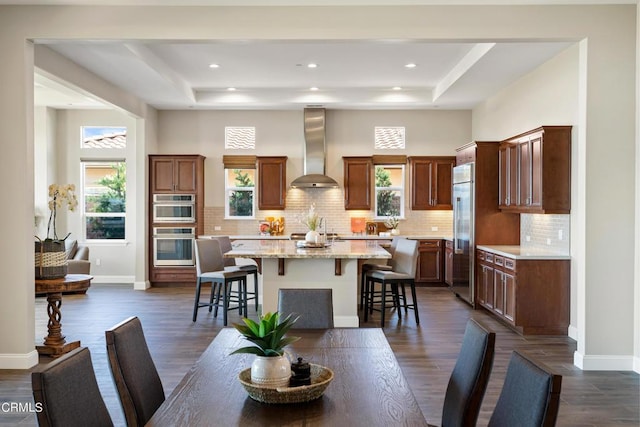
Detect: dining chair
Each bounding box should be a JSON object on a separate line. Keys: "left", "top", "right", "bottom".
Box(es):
{"left": 364, "top": 238, "right": 419, "bottom": 326}
{"left": 211, "top": 235, "right": 260, "bottom": 312}
{"left": 105, "top": 316, "right": 165, "bottom": 427}
{"left": 359, "top": 236, "right": 401, "bottom": 310}
{"left": 277, "top": 288, "right": 334, "bottom": 328}
{"left": 193, "top": 238, "right": 248, "bottom": 326}
{"left": 438, "top": 318, "right": 496, "bottom": 427}
{"left": 488, "top": 351, "right": 563, "bottom": 427}
{"left": 31, "top": 347, "right": 114, "bottom": 427}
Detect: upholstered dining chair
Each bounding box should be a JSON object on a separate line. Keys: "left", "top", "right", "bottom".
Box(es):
{"left": 434, "top": 318, "right": 496, "bottom": 427}
{"left": 278, "top": 288, "right": 334, "bottom": 328}
{"left": 359, "top": 236, "right": 401, "bottom": 310}
{"left": 211, "top": 235, "right": 260, "bottom": 312}
{"left": 32, "top": 347, "right": 113, "bottom": 427}
{"left": 364, "top": 238, "right": 419, "bottom": 326}
{"left": 488, "top": 351, "right": 563, "bottom": 427}
{"left": 193, "top": 238, "right": 248, "bottom": 325}
{"left": 105, "top": 316, "right": 165, "bottom": 427}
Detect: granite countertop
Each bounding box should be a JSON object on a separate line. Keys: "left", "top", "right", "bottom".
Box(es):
{"left": 477, "top": 245, "right": 570, "bottom": 260}
{"left": 201, "top": 234, "right": 452, "bottom": 241}
{"left": 226, "top": 239, "right": 391, "bottom": 259}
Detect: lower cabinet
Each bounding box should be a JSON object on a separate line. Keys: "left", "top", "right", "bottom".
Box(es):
{"left": 476, "top": 248, "right": 569, "bottom": 335}
{"left": 444, "top": 239, "right": 453, "bottom": 286}
{"left": 416, "top": 239, "right": 443, "bottom": 284}
{"left": 150, "top": 267, "right": 196, "bottom": 283}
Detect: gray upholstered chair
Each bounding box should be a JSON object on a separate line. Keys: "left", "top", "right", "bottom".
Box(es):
{"left": 359, "top": 236, "right": 400, "bottom": 310}
{"left": 105, "top": 316, "right": 165, "bottom": 427}
{"left": 31, "top": 347, "right": 113, "bottom": 427}
{"left": 277, "top": 288, "right": 334, "bottom": 329}
{"left": 193, "top": 238, "right": 248, "bottom": 325}
{"left": 65, "top": 238, "right": 91, "bottom": 275}
{"left": 364, "top": 238, "right": 420, "bottom": 326}
{"left": 437, "top": 318, "right": 496, "bottom": 427}
{"left": 488, "top": 351, "right": 563, "bottom": 427}
{"left": 211, "top": 235, "right": 259, "bottom": 312}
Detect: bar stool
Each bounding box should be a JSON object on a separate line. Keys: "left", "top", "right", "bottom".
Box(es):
{"left": 364, "top": 238, "right": 420, "bottom": 326}
{"left": 359, "top": 236, "right": 401, "bottom": 310}
{"left": 212, "top": 235, "right": 260, "bottom": 313}
{"left": 193, "top": 239, "right": 248, "bottom": 326}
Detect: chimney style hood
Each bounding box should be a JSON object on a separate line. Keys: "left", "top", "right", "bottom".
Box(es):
{"left": 290, "top": 108, "right": 339, "bottom": 188}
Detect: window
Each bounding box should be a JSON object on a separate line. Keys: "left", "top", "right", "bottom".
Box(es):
{"left": 225, "top": 168, "right": 255, "bottom": 219}
{"left": 82, "top": 161, "right": 126, "bottom": 240}
{"left": 375, "top": 164, "right": 405, "bottom": 218}
{"left": 81, "top": 126, "right": 126, "bottom": 148}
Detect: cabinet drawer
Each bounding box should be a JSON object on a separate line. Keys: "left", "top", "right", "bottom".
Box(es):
{"left": 486, "top": 252, "right": 494, "bottom": 263}
{"left": 151, "top": 269, "right": 196, "bottom": 282}
{"left": 504, "top": 258, "right": 516, "bottom": 271}
{"left": 419, "top": 240, "right": 441, "bottom": 248}
{"left": 445, "top": 239, "right": 453, "bottom": 249}
{"left": 477, "top": 250, "right": 485, "bottom": 261}
{"left": 494, "top": 255, "right": 504, "bottom": 267}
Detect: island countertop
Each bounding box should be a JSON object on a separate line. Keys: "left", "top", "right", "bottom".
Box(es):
{"left": 226, "top": 239, "right": 391, "bottom": 260}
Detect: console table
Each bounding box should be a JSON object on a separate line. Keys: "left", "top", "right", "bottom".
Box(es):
{"left": 35, "top": 274, "right": 92, "bottom": 358}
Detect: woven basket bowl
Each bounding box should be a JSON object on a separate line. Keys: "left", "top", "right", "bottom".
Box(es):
{"left": 238, "top": 363, "right": 333, "bottom": 404}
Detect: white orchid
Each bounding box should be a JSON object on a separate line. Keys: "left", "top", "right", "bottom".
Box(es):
{"left": 45, "top": 184, "right": 78, "bottom": 240}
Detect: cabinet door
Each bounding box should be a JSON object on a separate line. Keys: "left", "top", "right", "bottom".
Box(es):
{"left": 498, "top": 144, "right": 518, "bottom": 208}
{"left": 493, "top": 269, "right": 505, "bottom": 315}
{"left": 529, "top": 135, "right": 543, "bottom": 209}
{"left": 410, "top": 157, "right": 455, "bottom": 210}
{"left": 431, "top": 159, "right": 455, "bottom": 209}
{"left": 417, "top": 240, "right": 442, "bottom": 283}
{"left": 257, "top": 157, "right": 287, "bottom": 210}
{"left": 151, "top": 158, "right": 177, "bottom": 193}
{"left": 503, "top": 271, "right": 516, "bottom": 323}
{"left": 343, "top": 157, "right": 372, "bottom": 210}
{"left": 174, "top": 158, "right": 198, "bottom": 193}
{"left": 444, "top": 242, "right": 453, "bottom": 286}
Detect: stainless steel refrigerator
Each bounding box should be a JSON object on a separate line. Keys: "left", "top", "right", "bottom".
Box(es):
{"left": 452, "top": 163, "right": 475, "bottom": 305}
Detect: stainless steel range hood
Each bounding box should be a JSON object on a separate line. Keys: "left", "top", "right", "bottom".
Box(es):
{"left": 290, "top": 108, "right": 339, "bottom": 188}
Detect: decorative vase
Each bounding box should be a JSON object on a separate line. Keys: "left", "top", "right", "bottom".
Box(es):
{"left": 34, "top": 237, "right": 68, "bottom": 279}
{"left": 305, "top": 230, "right": 320, "bottom": 244}
{"left": 251, "top": 355, "right": 291, "bottom": 387}
{"left": 391, "top": 228, "right": 400, "bottom": 236}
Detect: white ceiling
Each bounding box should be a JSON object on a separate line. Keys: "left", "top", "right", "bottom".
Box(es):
{"left": 35, "top": 39, "right": 574, "bottom": 110}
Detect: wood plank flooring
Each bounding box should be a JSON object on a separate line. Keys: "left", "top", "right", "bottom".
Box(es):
{"left": 1, "top": 284, "right": 638, "bottom": 426}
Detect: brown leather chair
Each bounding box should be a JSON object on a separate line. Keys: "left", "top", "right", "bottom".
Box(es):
{"left": 105, "top": 316, "right": 164, "bottom": 427}
{"left": 488, "top": 351, "right": 563, "bottom": 427}
{"left": 32, "top": 347, "right": 113, "bottom": 427}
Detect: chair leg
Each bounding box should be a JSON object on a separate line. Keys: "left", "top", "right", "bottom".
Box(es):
{"left": 392, "top": 283, "right": 402, "bottom": 320}
{"left": 213, "top": 282, "right": 222, "bottom": 317}
{"left": 222, "top": 280, "right": 230, "bottom": 326}
{"left": 192, "top": 278, "right": 202, "bottom": 322}
{"left": 380, "top": 281, "right": 386, "bottom": 327}
{"left": 410, "top": 281, "right": 420, "bottom": 325}
{"left": 360, "top": 270, "right": 366, "bottom": 311}
{"left": 252, "top": 271, "right": 259, "bottom": 311}
{"left": 208, "top": 282, "right": 216, "bottom": 313}
{"left": 241, "top": 277, "right": 248, "bottom": 318}
{"left": 364, "top": 277, "right": 371, "bottom": 322}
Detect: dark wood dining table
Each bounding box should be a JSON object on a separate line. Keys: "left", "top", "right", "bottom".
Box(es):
{"left": 147, "top": 328, "right": 428, "bottom": 426}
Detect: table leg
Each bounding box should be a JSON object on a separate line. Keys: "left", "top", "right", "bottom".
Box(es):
{"left": 36, "top": 291, "right": 80, "bottom": 358}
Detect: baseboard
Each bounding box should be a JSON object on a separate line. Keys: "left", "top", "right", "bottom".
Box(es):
{"left": 567, "top": 324, "right": 578, "bottom": 340}
{"left": 0, "top": 350, "right": 38, "bottom": 369}
{"left": 574, "top": 351, "right": 635, "bottom": 371}
{"left": 133, "top": 280, "right": 150, "bottom": 290}
{"left": 91, "top": 275, "right": 135, "bottom": 284}
{"left": 633, "top": 356, "right": 640, "bottom": 374}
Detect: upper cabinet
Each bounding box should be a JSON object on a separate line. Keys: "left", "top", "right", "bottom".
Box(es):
{"left": 499, "top": 126, "right": 572, "bottom": 214}
{"left": 257, "top": 156, "right": 287, "bottom": 210}
{"left": 343, "top": 157, "right": 373, "bottom": 210}
{"left": 150, "top": 155, "right": 205, "bottom": 194}
{"left": 408, "top": 156, "right": 456, "bottom": 210}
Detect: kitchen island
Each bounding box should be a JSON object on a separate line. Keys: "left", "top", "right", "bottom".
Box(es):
{"left": 225, "top": 239, "right": 391, "bottom": 327}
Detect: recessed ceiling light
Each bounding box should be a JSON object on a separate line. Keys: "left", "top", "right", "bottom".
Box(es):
{"left": 227, "top": 87, "right": 236, "bottom": 91}
{"left": 405, "top": 63, "right": 417, "bottom": 68}
{"left": 209, "top": 63, "right": 220, "bottom": 68}
{"left": 307, "top": 63, "right": 318, "bottom": 68}
{"left": 392, "top": 86, "right": 402, "bottom": 91}
{"left": 310, "top": 87, "right": 319, "bottom": 91}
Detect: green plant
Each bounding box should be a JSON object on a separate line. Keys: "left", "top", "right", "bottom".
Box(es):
{"left": 231, "top": 312, "right": 300, "bottom": 357}
{"left": 229, "top": 169, "right": 254, "bottom": 216}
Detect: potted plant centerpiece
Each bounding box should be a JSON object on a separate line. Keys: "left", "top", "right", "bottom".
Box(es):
{"left": 301, "top": 203, "right": 323, "bottom": 243}
{"left": 385, "top": 215, "right": 400, "bottom": 235}
{"left": 35, "top": 184, "right": 78, "bottom": 279}
{"left": 231, "top": 312, "right": 300, "bottom": 387}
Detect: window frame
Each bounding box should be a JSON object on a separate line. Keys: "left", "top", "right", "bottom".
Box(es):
{"left": 81, "top": 160, "right": 127, "bottom": 242}
{"left": 374, "top": 163, "right": 405, "bottom": 220}
{"left": 224, "top": 167, "right": 256, "bottom": 220}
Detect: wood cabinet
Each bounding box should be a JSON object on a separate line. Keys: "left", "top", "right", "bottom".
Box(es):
{"left": 416, "top": 239, "right": 443, "bottom": 283}
{"left": 408, "top": 156, "right": 456, "bottom": 210}
{"left": 257, "top": 156, "right": 287, "bottom": 210}
{"left": 343, "top": 157, "right": 373, "bottom": 210}
{"left": 150, "top": 155, "right": 204, "bottom": 194}
{"left": 498, "top": 126, "right": 571, "bottom": 214}
{"left": 476, "top": 247, "right": 570, "bottom": 335}
{"left": 444, "top": 239, "right": 453, "bottom": 286}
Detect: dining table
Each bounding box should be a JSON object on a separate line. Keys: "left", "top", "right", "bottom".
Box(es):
{"left": 146, "top": 328, "right": 428, "bottom": 426}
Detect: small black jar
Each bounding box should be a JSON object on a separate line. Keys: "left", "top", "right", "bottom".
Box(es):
{"left": 289, "top": 357, "right": 312, "bottom": 387}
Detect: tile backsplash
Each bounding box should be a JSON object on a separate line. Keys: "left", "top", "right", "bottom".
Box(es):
{"left": 521, "top": 214, "right": 570, "bottom": 253}
{"left": 203, "top": 187, "right": 453, "bottom": 237}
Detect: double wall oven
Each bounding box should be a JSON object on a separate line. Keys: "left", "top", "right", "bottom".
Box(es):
{"left": 152, "top": 194, "right": 196, "bottom": 266}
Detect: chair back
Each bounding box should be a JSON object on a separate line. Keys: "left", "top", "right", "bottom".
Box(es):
{"left": 195, "top": 238, "right": 225, "bottom": 276}
{"left": 32, "top": 347, "right": 113, "bottom": 427}
{"left": 488, "top": 351, "right": 562, "bottom": 427}
{"left": 388, "top": 235, "right": 401, "bottom": 256}
{"left": 391, "top": 238, "right": 419, "bottom": 277}
{"left": 105, "top": 316, "right": 165, "bottom": 427}
{"left": 278, "top": 288, "right": 334, "bottom": 328}
{"left": 442, "top": 319, "right": 496, "bottom": 427}
{"left": 211, "top": 235, "right": 237, "bottom": 267}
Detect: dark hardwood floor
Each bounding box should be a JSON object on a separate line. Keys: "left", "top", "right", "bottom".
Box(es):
{"left": 1, "top": 284, "right": 638, "bottom": 426}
